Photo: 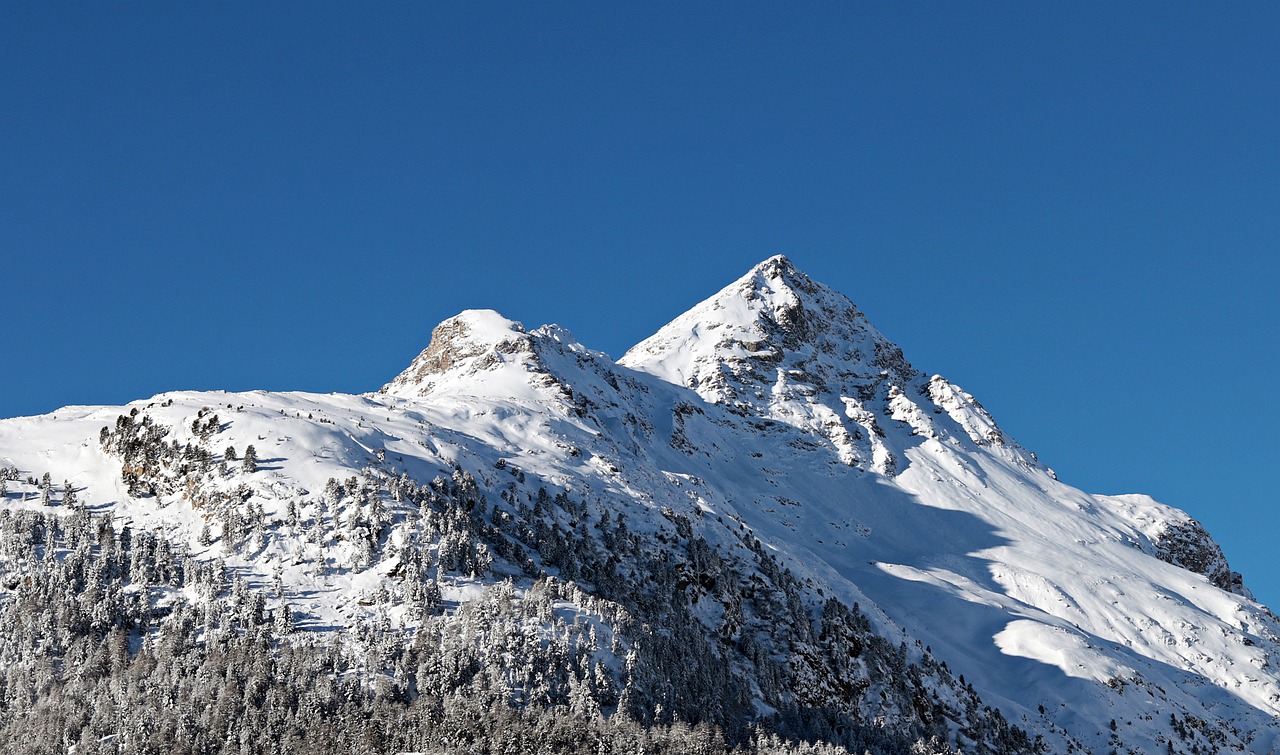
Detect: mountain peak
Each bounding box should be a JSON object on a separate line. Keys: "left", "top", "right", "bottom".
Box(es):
{"left": 379, "top": 309, "right": 607, "bottom": 411}
{"left": 742, "top": 253, "right": 817, "bottom": 290}
{"left": 749, "top": 252, "right": 797, "bottom": 277}
{"left": 621, "top": 257, "right": 918, "bottom": 471}
{"left": 380, "top": 309, "right": 537, "bottom": 398}
{"left": 621, "top": 256, "right": 914, "bottom": 393}
{"left": 732, "top": 254, "right": 822, "bottom": 322}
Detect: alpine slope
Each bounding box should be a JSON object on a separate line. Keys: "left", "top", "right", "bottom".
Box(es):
{"left": 1, "top": 256, "right": 1276, "bottom": 754}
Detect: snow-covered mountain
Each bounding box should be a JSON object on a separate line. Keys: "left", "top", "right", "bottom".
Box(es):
{"left": 1, "top": 256, "right": 1276, "bottom": 754}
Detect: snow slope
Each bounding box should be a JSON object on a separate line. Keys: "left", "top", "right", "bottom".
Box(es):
{"left": 621, "top": 257, "right": 1280, "bottom": 752}
{"left": 1, "top": 256, "right": 1277, "bottom": 753}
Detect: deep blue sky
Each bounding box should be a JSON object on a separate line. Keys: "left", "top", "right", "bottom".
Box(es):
{"left": 3, "top": 4, "right": 1277, "bottom": 605}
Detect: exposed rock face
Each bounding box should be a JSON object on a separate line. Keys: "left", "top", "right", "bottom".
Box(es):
{"left": 1155, "top": 519, "right": 1251, "bottom": 597}
{"left": 381, "top": 310, "right": 536, "bottom": 397}
{"left": 1094, "top": 493, "right": 1252, "bottom": 598}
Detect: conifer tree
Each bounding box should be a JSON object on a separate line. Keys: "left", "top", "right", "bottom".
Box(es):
{"left": 274, "top": 603, "right": 295, "bottom": 635}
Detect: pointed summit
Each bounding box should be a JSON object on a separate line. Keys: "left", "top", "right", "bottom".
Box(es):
{"left": 620, "top": 255, "right": 915, "bottom": 396}
{"left": 749, "top": 252, "right": 800, "bottom": 279}
{"left": 739, "top": 253, "right": 821, "bottom": 296}
{"left": 621, "top": 256, "right": 917, "bottom": 471}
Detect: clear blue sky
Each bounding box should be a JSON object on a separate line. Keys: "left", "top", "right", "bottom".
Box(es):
{"left": 3, "top": 4, "right": 1277, "bottom": 606}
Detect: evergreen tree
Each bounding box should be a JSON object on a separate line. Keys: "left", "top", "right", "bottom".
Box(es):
{"left": 243, "top": 445, "right": 258, "bottom": 473}
{"left": 274, "top": 603, "right": 295, "bottom": 635}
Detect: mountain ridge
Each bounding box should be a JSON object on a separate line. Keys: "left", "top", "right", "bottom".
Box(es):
{"left": 0, "top": 257, "right": 1274, "bottom": 754}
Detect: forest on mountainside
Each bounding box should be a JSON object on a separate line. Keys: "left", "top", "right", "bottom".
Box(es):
{"left": 0, "top": 413, "right": 1039, "bottom": 754}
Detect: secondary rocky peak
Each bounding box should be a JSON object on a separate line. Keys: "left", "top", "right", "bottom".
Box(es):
{"left": 378, "top": 310, "right": 611, "bottom": 412}
{"left": 380, "top": 309, "right": 537, "bottom": 398}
